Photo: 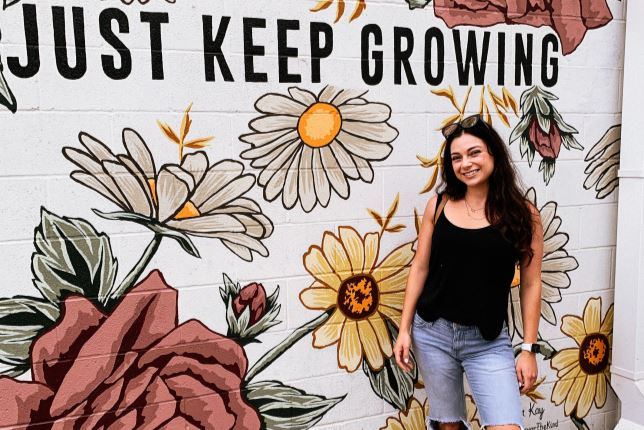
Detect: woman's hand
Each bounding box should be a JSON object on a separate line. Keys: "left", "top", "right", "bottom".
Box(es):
{"left": 516, "top": 351, "right": 538, "bottom": 394}
{"left": 394, "top": 330, "right": 414, "bottom": 372}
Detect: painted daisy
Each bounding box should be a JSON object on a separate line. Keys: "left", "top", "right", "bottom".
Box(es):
{"left": 507, "top": 188, "right": 579, "bottom": 339}
{"left": 550, "top": 297, "right": 613, "bottom": 418}
{"left": 299, "top": 226, "right": 413, "bottom": 372}
{"left": 240, "top": 86, "right": 398, "bottom": 212}
{"left": 380, "top": 397, "right": 429, "bottom": 430}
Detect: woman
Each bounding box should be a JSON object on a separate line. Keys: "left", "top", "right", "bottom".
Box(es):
{"left": 394, "top": 115, "right": 543, "bottom": 430}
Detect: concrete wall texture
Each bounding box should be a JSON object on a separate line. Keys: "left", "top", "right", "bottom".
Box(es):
{"left": 0, "top": 0, "right": 628, "bottom": 429}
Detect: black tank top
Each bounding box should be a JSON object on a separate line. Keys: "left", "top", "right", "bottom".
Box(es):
{"left": 416, "top": 196, "right": 520, "bottom": 340}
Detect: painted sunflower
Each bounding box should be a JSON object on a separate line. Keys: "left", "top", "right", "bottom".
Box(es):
{"left": 64, "top": 129, "right": 272, "bottom": 261}
{"left": 550, "top": 297, "right": 613, "bottom": 418}
{"left": 508, "top": 188, "right": 578, "bottom": 338}
{"left": 300, "top": 226, "right": 413, "bottom": 372}
{"left": 380, "top": 397, "right": 429, "bottom": 430}
{"left": 240, "top": 86, "right": 398, "bottom": 212}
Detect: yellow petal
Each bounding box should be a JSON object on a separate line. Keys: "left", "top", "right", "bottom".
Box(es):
{"left": 372, "top": 242, "right": 414, "bottom": 281}
{"left": 551, "top": 375, "right": 575, "bottom": 406}
{"left": 300, "top": 285, "right": 337, "bottom": 310}
{"left": 358, "top": 319, "right": 384, "bottom": 371}
{"left": 304, "top": 246, "right": 341, "bottom": 290}
{"left": 564, "top": 374, "right": 587, "bottom": 417}
{"left": 595, "top": 373, "right": 608, "bottom": 408}
{"left": 561, "top": 315, "right": 586, "bottom": 346}
{"left": 312, "top": 310, "right": 346, "bottom": 347}
{"left": 378, "top": 266, "right": 409, "bottom": 294}
{"left": 583, "top": 297, "right": 602, "bottom": 334}
{"left": 575, "top": 373, "right": 597, "bottom": 418}
{"left": 323, "top": 231, "right": 352, "bottom": 280}
{"left": 378, "top": 305, "right": 402, "bottom": 326}
{"left": 339, "top": 226, "right": 364, "bottom": 276}
{"left": 600, "top": 303, "right": 614, "bottom": 336}
{"left": 381, "top": 418, "right": 405, "bottom": 430}
{"left": 363, "top": 232, "right": 380, "bottom": 273}
{"left": 402, "top": 398, "right": 425, "bottom": 429}
{"left": 338, "top": 320, "right": 362, "bottom": 372}
{"left": 381, "top": 291, "right": 405, "bottom": 310}
{"left": 551, "top": 348, "right": 579, "bottom": 372}
{"left": 558, "top": 359, "right": 581, "bottom": 381}
{"left": 369, "top": 313, "right": 393, "bottom": 357}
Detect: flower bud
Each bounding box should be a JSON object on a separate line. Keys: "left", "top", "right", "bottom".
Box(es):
{"left": 233, "top": 282, "right": 267, "bottom": 326}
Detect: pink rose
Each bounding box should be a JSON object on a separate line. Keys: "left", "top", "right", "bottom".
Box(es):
{"left": 233, "top": 282, "right": 267, "bottom": 326}
{"left": 433, "top": 0, "right": 613, "bottom": 55}
{"left": 0, "top": 270, "right": 260, "bottom": 430}
{"left": 529, "top": 117, "right": 562, "bottom": 159}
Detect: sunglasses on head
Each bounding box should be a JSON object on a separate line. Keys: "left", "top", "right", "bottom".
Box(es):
{"left": 441, "top": 114, "right": 487, "bottom": 139}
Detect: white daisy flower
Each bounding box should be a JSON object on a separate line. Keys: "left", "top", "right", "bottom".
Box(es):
{"left": 240, "top": 86, "right": 399, "bottom": 212}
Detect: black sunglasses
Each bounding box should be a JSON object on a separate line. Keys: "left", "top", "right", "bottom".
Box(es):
{"left": 441, "top": 114, "right": 487, "bottom": 139}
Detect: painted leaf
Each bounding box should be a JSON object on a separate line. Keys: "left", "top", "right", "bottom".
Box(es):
{"left": 405, "top": 0, "right": 431, "bottom": 9}
{"left": 245, "top": 380, "right": 345, "bottom": 430}
{"left": 0, "top": 296, "right": 59, "bottom": 376}
{"left": 0, "top": 62, "right": 17, "bottom": 113}
{"left": 93, "top": 209, "right": 200, "bottom": 258}
{"left": 350, "top": 0, "right": 366, "bottom": 22}
{"left": 32, "top": 208, "right": 118, "bottom": 308}
{"left": 184, "top": 136, "right": 214, "bottom": 148}
{"left": 363, "top": 320, "right": 418, "bottom": 410}
{"left": 157, "top": 120, "right": 180, "bottom": 144}
{"left": 310, "top": 0, "right": 334, "bottom": 12}
{"left": 3, "top": 0, "right": 21, "bottom": 9}
{"left": 368, "top": 208, "right": 384, "bottom": 227}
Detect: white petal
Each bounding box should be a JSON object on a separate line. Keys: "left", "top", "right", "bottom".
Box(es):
{"left": 168, "top": 214, "right": 245, "bottom": 234}
{"left": 319, "top": 146, "right": 349, "bottom": 198}
{"left": 318, "top": 85, "right": 343, "bottom": 103}
{"left": 181, "top": 152, "right": 209, "bottom": 185}
{"left": 257, "top": 140, "right": 302, "bottom": 186}
{"left": 312, "top": 149, "right": 331, "bottom": 207}
{"left": 103, "top": 160, "right": 151, "bottom": 216}
{"left": 333, "top": 88, "right": 369, "bottom": 105}
{"left": 249, "top": 115, "right": 298, "bottom": 133}
{"left": 199, "top": 175, "right": 256, "bottom": 214}
{"left": 191, "top": 160, "right": 244, "bottom": 207}
{"left": 255, "top": 93, "right": 307, "bottom": 116}
{"left": 282, "top": 148, "right": 302, "bottom": 209}
{"left": 339, "top": 102, "right": 391, "bottom": 122}
{"left": 210, "top": 232, "right": 269, "bottom": 257}
{"left": 117, "top": 155, "right": 154, "bottom": 215}
{"left": 298, "top": 146, "right": 317, "bottom": 212}
{"left": 351, "top": 154, "right": 374, "bottom": 182}
{"left": 156, "top": 166, "right": 191, "bottom": 221}
{"left": 336, "top": 131, "right": 392, "bottom": 161}
{"left": 264, "top": 163, "right": 289, "bottom": 201}
{"left": 70, "top": 172, "right": 127, "bottom": 210}
{"left": 240, "top": 128, "right": 296, "bottom": 146}
{"left": 240, "top": 130, "right": 299, "bottom": 160}
{"left": 251, "top": 138, "right": 300, "bottom": 170}
{"left": 329, "top": 141, "right": 359, "bottom": 179}
{"left": 122, "top": 128, "right": 155, "bottom": 178}
{"left": 341, "top": 121, "right": 399, "bottom": 143}
{"left": 221, "top": 240, "right": 252, "bottom": 261}
{"left": 79, "top": 132, "right": 118, "bottom": 162}
{"left": 289, "top": 87, "right": 317, "bottom": 105}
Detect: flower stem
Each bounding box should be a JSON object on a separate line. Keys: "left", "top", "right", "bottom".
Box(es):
{"left": 244, "top": 308, "right": 333, "bottom": 383}
{"left": 105, "top": 233, "right": 163, "bottom": 309}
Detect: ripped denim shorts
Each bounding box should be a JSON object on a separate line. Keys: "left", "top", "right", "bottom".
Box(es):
{"left": 412, "top": 314, "right": 524, "bottom": 430}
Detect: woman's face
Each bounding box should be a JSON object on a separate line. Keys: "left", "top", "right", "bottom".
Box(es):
{"left": 449, "top": 133, "right": 495, "bottom": 188}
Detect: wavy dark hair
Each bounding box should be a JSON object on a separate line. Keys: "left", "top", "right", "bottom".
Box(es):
{"left": 437, "top": 118, "right": 535, "bottom": 261}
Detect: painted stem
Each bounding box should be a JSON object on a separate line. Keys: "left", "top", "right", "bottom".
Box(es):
{"left": 245, "top": 308, "right": 333, "bottom": 383}
{"left": 106, "top": 233, "right": 163, "bottom": 308}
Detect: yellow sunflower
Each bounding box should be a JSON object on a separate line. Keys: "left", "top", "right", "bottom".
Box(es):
{"left": 550, "top": 297, "right": 613, "bottom": 418}
{"left": 300, "top": 226, "right": 413, "bottom": 372}
{"left": 380, "top": 397, "right": 428, "bottom": 430}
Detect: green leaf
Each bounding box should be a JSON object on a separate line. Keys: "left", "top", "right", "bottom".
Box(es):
{"left": 509, "top": 115, "right": 531, "bottom": 143}
{"left": 363, "top": 320, "right": 418, "bottom": 410}
{"left": 0, "top": 61, "right": 17, "bottom": 113}
{"left": 245, "top": 380, "right": 344, "bottom": 430}
{"left": 32, "top": 208, "right": 118, "bottom": 308}
{"left": 94, "top": 210, "right": 200, "bottom": 258}
{"left": 3, "top": 0, "right": 22, "bottom": 10}
{"left": 405, "top": 0, "right": 431, "bottom": 9}
{"left": 0, "top": 296, "right": 59, "bottom": 377}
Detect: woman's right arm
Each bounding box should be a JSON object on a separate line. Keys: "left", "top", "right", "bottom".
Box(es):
{"left": 394, "top": 194, "right": 438, "bottom": 372}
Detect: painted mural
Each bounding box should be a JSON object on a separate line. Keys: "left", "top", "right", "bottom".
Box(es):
{"left": 0, "top": 0, "right": 623, "bottom": 429}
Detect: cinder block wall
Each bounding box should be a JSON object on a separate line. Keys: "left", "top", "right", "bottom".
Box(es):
{"left": 0, "top": 1, "right": 625, "bottom": 429}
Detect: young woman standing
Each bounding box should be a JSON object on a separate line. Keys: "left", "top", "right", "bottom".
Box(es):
{"left": 394, "top": 115, "right": 544, "bottom": 430}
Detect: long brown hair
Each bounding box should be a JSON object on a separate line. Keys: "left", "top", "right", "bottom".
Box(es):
{"left": 437, "top": 119, "right": 535, "bottom": 261}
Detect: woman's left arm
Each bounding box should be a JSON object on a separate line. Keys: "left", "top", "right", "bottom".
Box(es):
{"left": 516, "top": 203, "right": 544, "bottom": 394}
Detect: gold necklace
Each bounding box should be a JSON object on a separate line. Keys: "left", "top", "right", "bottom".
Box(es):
{"left": 464, "top": 198, "right": 486, "bottom": 220}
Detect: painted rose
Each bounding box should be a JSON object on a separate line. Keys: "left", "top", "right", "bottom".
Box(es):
{"left": 233, "top": 282, "right": 267, "bottom": 326}
{"left": 0, "top": 270, "right": 260, "bottom": 430}
{"left": 433, "top": 0, "right": 612, "bottom": 55}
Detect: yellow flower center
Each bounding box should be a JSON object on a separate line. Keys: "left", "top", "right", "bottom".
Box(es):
{"left": 174, "top": 201, "right": 201, "bottom": 219}
{"left": 297, "top": 102, "right": 342, "bottom": 148}
{"left": 511, "top": 264, "right": 520, "bottom": 288}
{"left": 337, "top": 274, "right": 379, "bottom": 320}
{"left": 579, "top": 333, "right": 610, "bottom": 375}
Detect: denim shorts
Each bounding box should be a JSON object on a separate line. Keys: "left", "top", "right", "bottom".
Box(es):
{"left": 412, "top": 314, "right": 524, "bottom": 429}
